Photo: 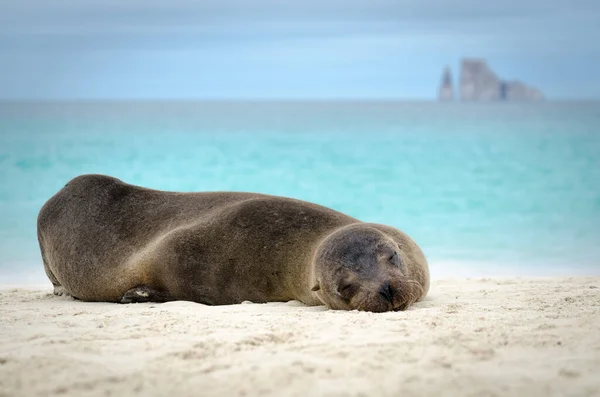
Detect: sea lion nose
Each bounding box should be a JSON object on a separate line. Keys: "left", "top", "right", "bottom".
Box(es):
{"left": 378, "top": 281, "right": 395, "bottom": 304}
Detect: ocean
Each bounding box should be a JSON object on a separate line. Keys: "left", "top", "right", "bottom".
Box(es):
{"left": 1, "top": 101, "right": 599, "bottom": 283}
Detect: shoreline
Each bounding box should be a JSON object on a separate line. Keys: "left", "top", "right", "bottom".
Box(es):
{"left": 1, "top": 276, "right": 599, "bottom": 396}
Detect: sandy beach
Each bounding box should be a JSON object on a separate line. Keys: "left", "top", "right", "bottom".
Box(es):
{"left": 1, "top": 277, "right": 599, "bottom": 397}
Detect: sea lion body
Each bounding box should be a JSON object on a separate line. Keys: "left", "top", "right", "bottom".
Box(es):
{"left": 38, "top": 174, "right": 429, "bottom": 312}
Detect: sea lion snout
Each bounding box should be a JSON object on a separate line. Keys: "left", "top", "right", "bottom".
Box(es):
{"left": 378, "top": 281, "right": 395, "bottom": 305}
{"left": 358, "top": 277, "right": 418, "bottom": 312}
{"left": 324, "top": 275, "right": 417, "bottom": 313}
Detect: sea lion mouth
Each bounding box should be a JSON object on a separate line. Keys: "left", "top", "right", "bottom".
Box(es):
{"left": 393, "top": 303, "right": 409, "bottom": 312}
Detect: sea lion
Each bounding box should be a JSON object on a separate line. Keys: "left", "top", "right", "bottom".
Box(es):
{"left": 37, "top": 174, "right": 430, "bottom": 312}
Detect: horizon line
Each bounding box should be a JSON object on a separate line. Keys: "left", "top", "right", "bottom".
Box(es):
{"left": 1, "top": 98, "right": 600, "bottom": 104}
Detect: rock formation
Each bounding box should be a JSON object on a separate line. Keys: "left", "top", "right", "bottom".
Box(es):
{"left": 438, "top": 66, "right": 454, "bottom": 101}
{"left": 500, "top": 80, "right": 544, "bottom": 101}
{"left": 459, "top": 59, "right": 502, "bottom": 101}
{"left": 458, "top": 58, "right": 544, "bottom": 102}
{"left": 438, "top": 59, "right": 544, "bottom": 102}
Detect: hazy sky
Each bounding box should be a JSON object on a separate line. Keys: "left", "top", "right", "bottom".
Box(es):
{"left": 1, "top": 0, "right": 599, "bottom": 100}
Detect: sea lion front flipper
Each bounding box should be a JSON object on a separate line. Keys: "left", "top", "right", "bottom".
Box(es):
{"left": 119, "top": 286, "right": 172, "bottom": 304}
{"left": 53, "top": 285, "right": 70, "bottom": 297}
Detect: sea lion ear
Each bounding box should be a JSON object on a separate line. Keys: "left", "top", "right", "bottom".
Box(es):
{"left": 311, "top": 283, "right": 321, "bottom": 292}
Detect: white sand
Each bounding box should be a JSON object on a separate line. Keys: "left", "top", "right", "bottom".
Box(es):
{"left": 1, "top": 277, "right": 599, "bottom": 397}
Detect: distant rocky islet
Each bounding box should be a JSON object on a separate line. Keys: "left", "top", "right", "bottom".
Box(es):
{"left": 439, "top": 59, "right": 544, "bottom": 102}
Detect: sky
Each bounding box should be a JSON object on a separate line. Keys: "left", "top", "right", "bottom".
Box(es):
{"left": 1, "top": 0, "right": 599, "bottom": 100}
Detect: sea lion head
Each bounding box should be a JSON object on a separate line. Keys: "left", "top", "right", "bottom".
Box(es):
{"left": 311, "top": 223, "right": 427, "bottom": 313}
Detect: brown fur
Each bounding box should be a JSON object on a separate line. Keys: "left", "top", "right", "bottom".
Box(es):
{"left": 37, "top": 174, "right": 430, "bottom": 312}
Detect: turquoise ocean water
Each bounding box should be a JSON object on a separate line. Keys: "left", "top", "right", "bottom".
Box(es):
{"left": 1, "top": 101, "right": 599, "bottom": 283}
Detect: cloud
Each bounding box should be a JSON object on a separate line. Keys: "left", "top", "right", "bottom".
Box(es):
{"left": 1, "top": 0, "right": 598, "bottom": 53}
{"left": 2, "top": 0, "right": 598, "bottom": 34}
